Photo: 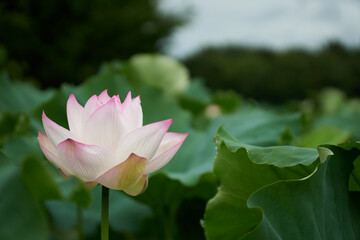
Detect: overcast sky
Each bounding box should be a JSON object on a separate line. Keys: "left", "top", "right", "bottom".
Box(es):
{"left": 161, "top": 0, "right": 360, "bottom": 58}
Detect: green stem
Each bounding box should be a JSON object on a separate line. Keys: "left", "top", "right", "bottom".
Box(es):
{"left": 101, "top": 186, "right": 109, "bottom": 240}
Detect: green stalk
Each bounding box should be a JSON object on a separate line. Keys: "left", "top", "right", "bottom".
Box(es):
{"left": 101, "top": 186, "right": 109, "bottom": 240}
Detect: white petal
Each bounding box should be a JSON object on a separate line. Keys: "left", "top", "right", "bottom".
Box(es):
{"left": 116, "top": 119, "right": 173, "bottom": 164}
{"left": 98, "top": 89, "right": 111, "bottom": 104}
{"left": 42, "top": 112, "right": 75, "bottom": 147}
{"left": 57, "top": 139, "right": 115, "bottom": 181}
{"left": 145, "top": 132, "right": 188, "bottom": 173}
{"left": 83, "top": 95, "right": 102, "bottom": 122}
{"left": 121, "top": 92, "right": 143, "bottom": 130}
{"left": 83, "top": 98, "right": 126, "bottom": 149}
{"left": 66, "top": 94, "right": 84, "bottom": 137}
{"left": 37, "top": 130, "right": 62, "bottom": 167}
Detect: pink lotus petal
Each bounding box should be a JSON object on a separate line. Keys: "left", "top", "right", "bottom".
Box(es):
{"left": 113, "top": 94, "right": 122, "bottom": 106}
{"left": 38, "top": 90, "right": 187, "bottom": 195}
{"left": 123, "top": 174, "right": 148, "bottom": 196}
{"left": 83, "top": 95, "right": 102, "bottom": 122}
{"left": 122, "top": 91, "right": 132, "bottom": 104}
{"left": 57, "top": 139, "right": 115, "bottom": 182}
{"left": 145, "top": 132, "right": 188, "bottom": 173}
{"left": 98, "top": 89, "right": 111, "bottom": 104}
{"left": 97, "top": 153, "right": 147, "bottom": 190}
{"left": 121, "top": 92, "right": 143, "bottom": 130}
{"left": 116, "top": 119, "right": 173, "bottom": 164}
{"left": 83, "top": 98, "right": 126, "bottom": 149}
{"left": 154, "top": 132, "right": 188, "bottom": 157}
{"left": 67, "top": 94, "right": 84, "bottom": 137}
{"left": 42, "top": 112, "right": 75, "bottom": 147}
{"left": 38, "top": 130, "right": 70, "bottom": 174}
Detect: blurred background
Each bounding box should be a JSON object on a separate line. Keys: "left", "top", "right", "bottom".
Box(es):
{"left": 1, "top": 1, "right": 360, "bottom": 240}
{"left": 1, "top": 0, "right": 359, "bottom": 102}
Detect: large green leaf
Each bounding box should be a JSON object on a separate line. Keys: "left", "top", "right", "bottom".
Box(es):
{"left": 204, "top": 127, "right": 319, "bottom": 240}
{"left": 209, "top": 106, "right": 302, "bottom": 146}
{"left": 245, "top": 145, "right": 360, "bottom": 240}
{"left": 183, "top": 79, "right": 212, "bottom": 104}
{"left": 294, "top": 126, "right": 350, "bottom": 148}
{"left": 0, "top": 72, "right": 54, "bottom": 113}
{"left": 2, "top": 136, "right": 43, "bottom": 165}
{"left": 21, "top": 156, "right": 62, "bottom": 202}
{"left": 204, "top": 127, "right": 360, "bottom": 240}
{"left": 0, "top": 112, "right": 30, "bottom": 146}
{"left": 212, "top": 90, "right": 241, "bottom": 114}
{"left": 0, "top": 152, "right": 48, "bottom": 240}
{"left": 349, "top": 156, "right": 360, "bottom": 192}
{"left": 179, "top": 79, "right": 212, "bottom": 117}
{"left": 314, "top": 111, "right": 360, "bottom": 139}
{"left": 59, "top": 177, "right": 93, "bottom": 208}
{"left": 337, "top": 141, "right": 360, "bottom": 192}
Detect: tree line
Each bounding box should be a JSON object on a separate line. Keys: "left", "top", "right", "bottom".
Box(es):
{"left": 184, "top": 42, "right": 360, "bottom": 102}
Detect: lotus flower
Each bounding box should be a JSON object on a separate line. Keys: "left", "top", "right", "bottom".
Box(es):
{"left": 38, "top": 90, "right": 187, "bottom": 196}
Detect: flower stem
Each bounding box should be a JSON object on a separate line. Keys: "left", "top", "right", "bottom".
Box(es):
{"left": 101, "top": 186, "right": 109, "bottom": 240}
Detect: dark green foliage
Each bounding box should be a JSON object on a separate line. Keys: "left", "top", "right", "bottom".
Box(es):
{"left": 0, "top": 0, "right": 187, "bottom": 87}
{"left": 184, "top": 42, "right": 360, "bottom": 102}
